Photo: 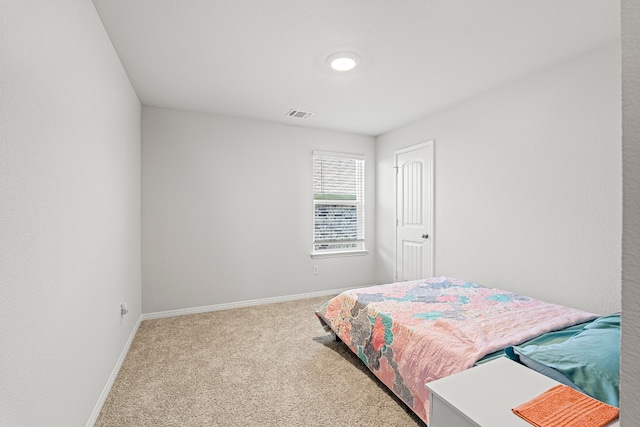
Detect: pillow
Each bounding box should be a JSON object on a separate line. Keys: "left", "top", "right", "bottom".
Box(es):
{"left": 506, "top": 313, "right": 620, "bottom": 407}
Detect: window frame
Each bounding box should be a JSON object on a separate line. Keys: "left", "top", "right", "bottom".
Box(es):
{"left": 311, "top": 151, "right": 368, "bottom": 259}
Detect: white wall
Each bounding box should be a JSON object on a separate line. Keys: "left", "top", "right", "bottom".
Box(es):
{"left": 621, "top": 0, "right": 640, "bottom": 423}
{"left": 376, "top": 44, "right": 621, "bottom": 316}
{"left": 142, "top": 107, "right": 376, "bottom": 313}
{"left": 0, "top": 2, "right": 141, "bottom": 426}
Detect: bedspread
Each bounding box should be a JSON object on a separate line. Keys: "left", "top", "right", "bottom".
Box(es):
{"left": 315, "top": 276, "right": 598, "bottom": 424}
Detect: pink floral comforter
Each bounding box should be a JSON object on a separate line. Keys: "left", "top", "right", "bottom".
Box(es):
{"left": 315, "top": 276, "right": 598, "bottom": 424}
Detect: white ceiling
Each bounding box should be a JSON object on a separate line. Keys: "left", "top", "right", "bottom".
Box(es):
{"left": 91, "top": 0, "right": 620, "bottom": 136}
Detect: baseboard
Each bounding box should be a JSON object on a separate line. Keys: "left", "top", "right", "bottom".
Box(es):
{"left": 142, "top": 286, "right": 359, "bottom": 321}
{"left": 85, "top": 315, "right": 142, "bottom": 427}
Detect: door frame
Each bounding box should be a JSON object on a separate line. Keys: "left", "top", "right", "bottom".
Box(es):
{"left": 394, "top": 140, "right": 435, "bottom": 281}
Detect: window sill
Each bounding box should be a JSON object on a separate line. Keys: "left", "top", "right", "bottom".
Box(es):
{"left": 310, "top": 250, "right": 369, "bottom": 259}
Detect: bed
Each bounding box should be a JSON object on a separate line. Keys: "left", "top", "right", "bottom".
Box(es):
{"left": 315, "top": 276, "right": 619, "bottom": 425}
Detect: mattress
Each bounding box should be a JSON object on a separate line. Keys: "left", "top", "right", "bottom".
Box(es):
{"left": 315, "top": 276, "right": 598, "bottom": 424}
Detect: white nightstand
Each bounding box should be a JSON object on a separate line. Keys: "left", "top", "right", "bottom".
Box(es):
{"left": 426, "top": 357, "right": 619, "bottom": 427}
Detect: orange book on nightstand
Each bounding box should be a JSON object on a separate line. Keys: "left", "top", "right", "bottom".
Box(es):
{"left": 512, "top": 384, "right": 619, "bottom": 427}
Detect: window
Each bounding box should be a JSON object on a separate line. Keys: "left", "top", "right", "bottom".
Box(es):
{"left": 312, "top": 151, "right": 366, "bottom": 257}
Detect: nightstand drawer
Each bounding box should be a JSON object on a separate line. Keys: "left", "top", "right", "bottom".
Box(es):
{"left": 430, "top": 391, "right": 478, "bottom": 427}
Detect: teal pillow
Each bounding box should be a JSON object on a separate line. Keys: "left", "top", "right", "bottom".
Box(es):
{"left": 507, "top": 313, "right": 620, "bottom": 407}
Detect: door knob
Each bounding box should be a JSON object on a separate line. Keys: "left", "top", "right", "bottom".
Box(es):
{"left": 422, "top": 234, "right": 429, "bottom": 239}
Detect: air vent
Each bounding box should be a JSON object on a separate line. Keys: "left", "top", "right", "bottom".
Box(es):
{"left": 286, "top": 109, "right": 314, "bottom": 120}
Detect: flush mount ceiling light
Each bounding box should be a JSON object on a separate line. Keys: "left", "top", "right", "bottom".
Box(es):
{"left": 326, "top": 51, "right": 361, "bottom": 71}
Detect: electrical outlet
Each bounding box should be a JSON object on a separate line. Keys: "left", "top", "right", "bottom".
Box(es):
{"left": 120, "top": 302, "right": 129, "bottom": 318}
{"left": 313, "top": 265, "right": 320, "bottom": 275}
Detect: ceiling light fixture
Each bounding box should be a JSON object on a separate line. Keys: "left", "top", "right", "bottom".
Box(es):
{"left": 326, "top": 51, "right": 361, "bottom": 72}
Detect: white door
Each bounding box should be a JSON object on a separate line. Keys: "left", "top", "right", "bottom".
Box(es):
{"left": 395, "top": 141, "right": 434, "bottom": 281}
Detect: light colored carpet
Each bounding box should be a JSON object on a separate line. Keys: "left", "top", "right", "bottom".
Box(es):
{"left": 96, "top": 296, "right": 425, "bottom": 426}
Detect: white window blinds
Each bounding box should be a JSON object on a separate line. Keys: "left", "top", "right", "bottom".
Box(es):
{"left": 313, "top": 151, "right": 365, "bottom": 254}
